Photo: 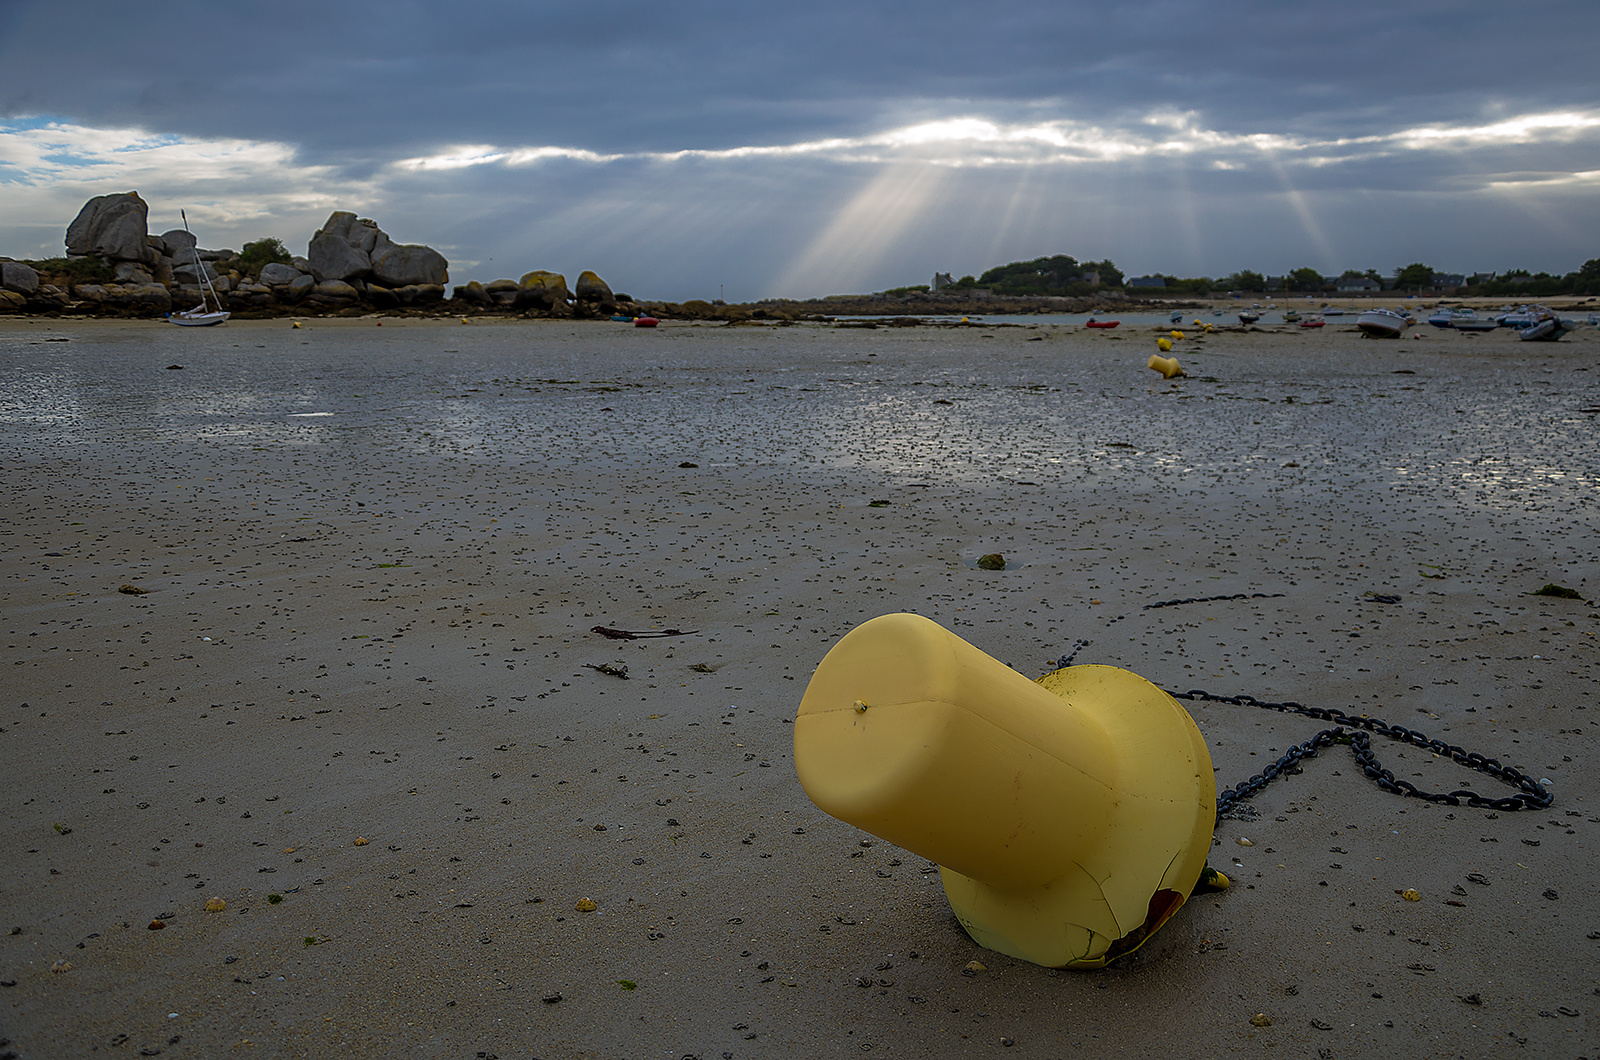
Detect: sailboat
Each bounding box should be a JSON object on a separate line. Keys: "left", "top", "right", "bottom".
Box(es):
{"left": 166, "top": 210, "right": 230, "bottom": 326}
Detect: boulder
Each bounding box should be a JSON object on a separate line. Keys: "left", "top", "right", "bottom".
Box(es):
{"left": 370, "top": 240, "right": 448, "bottom": 287}
{"left": 0, "top": 289, "right": 25, "bottom": 312}
{"left": 284, "top": 274, "right": 316, "bottom": 302}
{"left": 485, "top": 279, "right": 520, "bottom": 306}
{"left": 307, "top": 279, "right": 361, "bottom": 307}
{"left": 160, "top": 229, "right": 198, "bottom": 264}
{"left": 366, "top": 285, "right": 400, "bottom": 310}
{"left": 307, "top": 227, "right": 372, "bottom": 282}
{"left": 453, "top": 280, "right": 490, "bottom": 305}
{"left": 514, "top": 270, "right": 570, "bottom": 311}
{"left": 173, "top": 260, "right": 222, "bottom": 286}
{"left": 122, "top": 283, "right": 173, "bottom": 311}
{"left": 409, "top": 283, "right": 445, "bottom": 303}
{"left": 30, "top": 285, "right": 70, "bottom": 309}
{"left": 259, "top": 262, "right": 302, "bottom": 287}
{"left": 575, "top": 270, "right": 615, "bottom": 303}
{"left": 72, "top": 284, "right": 110, "bottom": 303}
{"left": 65, "top": 192, "right": 155, "bottom": 263}
{"left": 290, "top": 256, "right": 312, "bottom": 273}
{"left": 114, "top": 262, "right": 154, "bottom": 285}
{"left": 1, "top": 260, "right": 40, "bottom": 295}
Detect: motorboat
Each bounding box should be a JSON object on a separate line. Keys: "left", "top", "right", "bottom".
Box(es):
{"left": 1284, "top": 309, "right": 1300, "bottom": 323}
{"left": 166, "top": 210, "right": 229, "bottom": 327}
{"left": 1427, "top": 307, "right": 1475, "bottom": 328}
{"left": 1514, "top": 305, "right": 1573, "bottom": 342}
{"left": 1170, "top": 310, "right": 1183, "bottom": 323}
{"left": 1298, "top": 316, "right": 1325, "bottom": 328}
{"left": 1238, "top": 310, "right": 1260, "bottom": 325}
{"left": 1356, "top": 307, "right": 1410, "bottom": 338}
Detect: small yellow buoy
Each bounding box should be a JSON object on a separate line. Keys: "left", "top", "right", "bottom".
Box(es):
{"left": 574, "top": 897, "right": 597, "bottom": 912}
{"left": 204, "top": 897, "right": 227, "bottom": 912}
{"left": 1401, "top": 888, "right": 1421, "bottom": 902}
{"left": 292, "top": 321, "right": 301, "bottom": 329}
{"left": 1157, "top": 337, "right": 1173, "bottom": 352}
{"left": 1170, "top": 330, "right": 1185, "bottom": 340}
{"left": 1148, "top": 354, "right": 1185, "bottom": 378}
{"left": 353, "top": 836, "right": 369, "bottom": 846}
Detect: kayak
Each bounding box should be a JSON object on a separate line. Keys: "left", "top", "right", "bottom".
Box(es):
{"left": 1085, "top": 320, "right": 1120, "bottom": 329}
{"left": 633, "top": 316, "right": 659, "bottom": 328}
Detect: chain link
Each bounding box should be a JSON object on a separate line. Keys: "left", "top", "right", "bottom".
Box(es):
{"left": 1171, "top": 689, "right": 1554, "bottom": 821}
{"left": 1053, "top": 591, "right": 1553, "bottom": 822}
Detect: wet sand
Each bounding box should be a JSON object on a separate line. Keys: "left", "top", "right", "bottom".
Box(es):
{"left": 3, "top": 316, "right": 1597, "bottom": 1058}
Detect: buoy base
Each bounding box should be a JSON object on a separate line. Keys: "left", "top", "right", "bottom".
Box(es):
{"left": 940, "top": 665, "right": 1215, "bottom": 968}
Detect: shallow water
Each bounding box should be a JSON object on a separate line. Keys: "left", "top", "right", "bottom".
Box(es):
{"left": 4, "top": 319, "right": 1596, "bottom": 524}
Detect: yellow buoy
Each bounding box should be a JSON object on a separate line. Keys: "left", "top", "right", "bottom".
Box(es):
{"left": 1170, "top": 330, "right": 1185, "bottom": 340}
{"left": 795, "top": 614, "right": 1215, "bottom": 968}
{"left": 1156, "top": 337, "right": 1173, "bottom": 352}
{"left": 291, "top": 321, "right": 301, "bottom": 328}
{"left": 1148, "top": 353, "right": 1184, "bottom": 378}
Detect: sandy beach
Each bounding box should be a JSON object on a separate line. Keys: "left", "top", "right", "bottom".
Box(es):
{"left": 3, "top": 315, "right": 1597, "bottom": 1059}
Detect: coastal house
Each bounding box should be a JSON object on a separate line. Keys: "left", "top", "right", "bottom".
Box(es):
{"left": 931, "top": 272, "right": 953, "bottom": 291}
{"left": 1430, "top": 273, "right": 1466, "bottom": 291}
{"left": 1336, "top": 276, "right": 1381, "bottom": 292}
{"left": 1127, "top": 276, "right": 1165, "bottom": 288}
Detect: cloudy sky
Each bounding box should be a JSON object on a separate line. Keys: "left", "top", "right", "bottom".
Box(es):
{"left": 2, "top": 0, "right": 1597, "bottom": 301}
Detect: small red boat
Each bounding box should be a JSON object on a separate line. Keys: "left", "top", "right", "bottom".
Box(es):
{"left": 633, "top": 316, "right": 659, "bottom": 328}
{"left": 1085, "top": 319, "right": 1120, "bottom": 329}
{"left": 1298, "top": 319, "right": 1325, "bottom": 328}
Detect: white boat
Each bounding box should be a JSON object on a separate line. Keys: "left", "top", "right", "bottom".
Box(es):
{"left": 166, "top": 210, "right": 229, "bottom": 327}
{"left": 1238, "top": 310, "right": 1260, "bottom": 324}
{"left": 1356, "top": 307, "right": 1410, "bottom": 338}
{"left": 1426, "top": 306, "right": 1478, "bottom": 328}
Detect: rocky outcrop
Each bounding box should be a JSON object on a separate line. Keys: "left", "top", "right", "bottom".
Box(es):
{"left": 574, "top": 270, "right": 615, "bottom": 305}
{"left": 65, "top": 192, "right": 155, "bottom": 264}
{"left": 1, "top": 260, "right": 40, "bottom": 296}
{"left": 306, "top": 211, "right": 448, "bottom": 287}
{"left": 20, "top": 193, "right": 643, "bottom": 318}
{"left": 514, "top": 270, "right": 571, "bottom": 313}
{"left": 371, "top": 237, "right": 448, "bottom": 287}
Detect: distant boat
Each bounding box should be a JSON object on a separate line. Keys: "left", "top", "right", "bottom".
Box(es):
{"left": 1284, "top": 309, "right": 1300, "bottom": 323}
{"left": 1322, "top": 308, "right": 1347, "bottom": 316}
{"left": 1356, "top": 308, "right": 1410, "bottom": 338}
{"left": 1298, "top": 316, "right": 1325, "bottom": 328}
{"left": 633, "top": 316, "right": 659, "bottom": 328}
{"left": 1238, "top": 310, "right": 1260, "bottom": 325}
{"left": 1170, "top": 310, "right": 1183, "bottom": 323}
{"left": 166, "top": 210, "right": 229, "bottom": 327}
{"left": 1085, "top": 319, "right": 1120, "bottom": 329}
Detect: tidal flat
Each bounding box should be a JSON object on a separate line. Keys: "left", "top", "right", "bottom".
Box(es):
{"left": 3, "top": 316, "right": 1597, "bottom": 1058}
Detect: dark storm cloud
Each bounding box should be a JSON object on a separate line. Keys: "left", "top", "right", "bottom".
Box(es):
{"left": 3, "top": 0, "right": 1594, "bottom": 158}
{"left": 2, "top": 0, "right": 1597, "bottom": 298}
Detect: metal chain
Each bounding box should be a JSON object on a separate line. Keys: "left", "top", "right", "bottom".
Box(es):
{"left": 1053, "top": 592, "right": 1553, "bottom": 822}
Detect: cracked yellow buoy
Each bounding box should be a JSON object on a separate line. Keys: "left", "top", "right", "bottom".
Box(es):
{"left": 1148, "top": 353, "right": 1184, "bottom": 378}
{"left": 1156, "top": 338, "right": 1174, "bottom": 353}
{"left": 795, "top": 613, "right": 1216, "bottom": 968}
{"left": 1170, "top": 330, "right": 1185, "bottom": 340}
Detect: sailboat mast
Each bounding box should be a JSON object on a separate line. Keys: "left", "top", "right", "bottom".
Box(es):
{"left": 181, "top": 209, "right": 222, "bottom": 312}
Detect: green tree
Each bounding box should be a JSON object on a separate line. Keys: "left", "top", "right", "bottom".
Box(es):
{"left": 1392, "top": 262, "right": 1434, "bottom": 290}
{"left": 1287, "top": 267, "right": 1325, "bottom": 292}
{"left": 1222, "top": 269, "right": 1265, "bottom": 292}
{"left": 238, "top": 237, "right": 292, "bottom": 277}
